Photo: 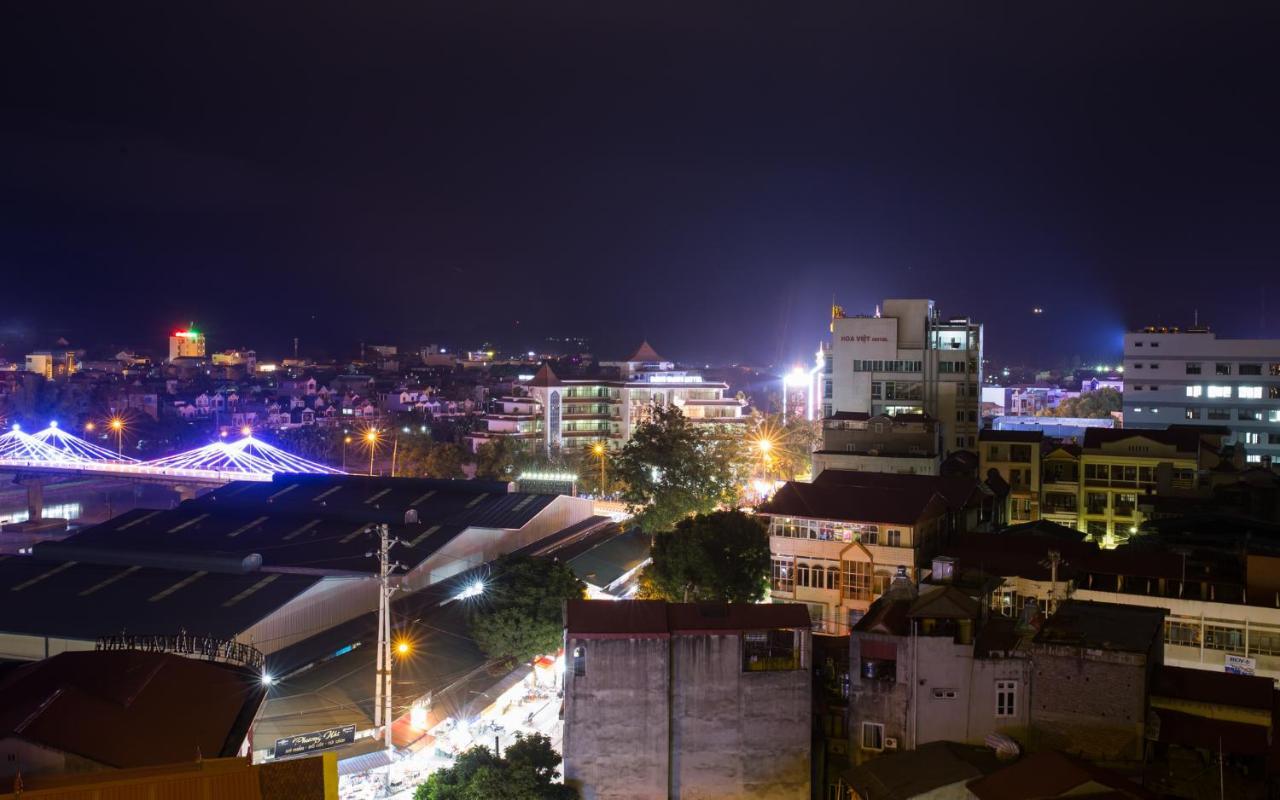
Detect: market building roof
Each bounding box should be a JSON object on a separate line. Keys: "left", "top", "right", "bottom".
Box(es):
{"left": 565, "top": 600, "right": 811, "bottom": 638}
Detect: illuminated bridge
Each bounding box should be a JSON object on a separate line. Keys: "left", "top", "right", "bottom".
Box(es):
{"left": 0, "top": 423, "right": 344, "bottom": 517}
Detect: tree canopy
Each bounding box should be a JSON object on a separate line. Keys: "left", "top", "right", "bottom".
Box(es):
{"left": 638, "top": 510, "right": 770, "bottom": 603}
{"left": 744, "top": 412, "right": 820, "bottom": 482}
{"left": 414, "top": 733, "right": 577, "bottom": 800}
{"left": 611, "top": 403, "right": 742, "bottom": 533}
{"left": 1037, "top": 387, "right": 1122, "bottom": 419}
{"left": 469, "top": 555, "right": 586, "bottom": 668}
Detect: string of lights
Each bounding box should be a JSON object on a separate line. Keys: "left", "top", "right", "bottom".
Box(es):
{"left": 0, "top": 424, "right": 346, "bottom": 479}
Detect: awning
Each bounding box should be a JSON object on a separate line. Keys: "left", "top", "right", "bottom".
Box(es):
{"left": 338, "top": 747, "right": 394, "bottom": 776}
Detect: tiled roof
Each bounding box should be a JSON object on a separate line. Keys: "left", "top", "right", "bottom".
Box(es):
{"left": 526, "top": 363, "right": 562, "bottom": 387}
{"left": 1033, "top": 599, "right": 1166, "bottom": 653}
{"left": 1082, "top": 427, "right": 1203, "bottom": 454}
{"left": 625, "top": 341, "right": 666, "bottom": 362}
{"left": 757, "top": 480, "right": 950, "bottom": 525}
{"left": 978, "top": 429, "right": 1044, "bottom": 443}
{"left": 967, "top": 750, "right": 1155, "bottom": 800}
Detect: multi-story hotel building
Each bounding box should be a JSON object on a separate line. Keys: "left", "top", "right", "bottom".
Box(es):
{"left": 821, "top": 299, "right": 982, "bottom": 454}
{"left": 168, "top": 327, "right": 206, "bottom": 363}
{"left": 468, "top": 342, "right": 746, "bottom": 452}
{"left": 1123, "top": 327, "right": 1280, "bottom": 464}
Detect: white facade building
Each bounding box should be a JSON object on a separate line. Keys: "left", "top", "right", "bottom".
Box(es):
{"left": 821, "top": 299, "right": 983, "bottom": 453}
{"left": 1123, "top": 327, "right": 1280, "bottom": 463}
{"left": 469, "top": 342, "right": 747, "bottom": 452}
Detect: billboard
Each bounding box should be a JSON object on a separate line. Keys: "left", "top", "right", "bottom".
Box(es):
{"left": 274, "top": 724, "right": 357, "bottom": 758}
{"left": 1225, "top": 654, "right": 1256, "bottom": 676}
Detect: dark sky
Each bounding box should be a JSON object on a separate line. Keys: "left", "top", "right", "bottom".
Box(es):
{"left": 2, "top": 2, "right": 1278, "bottom": 367}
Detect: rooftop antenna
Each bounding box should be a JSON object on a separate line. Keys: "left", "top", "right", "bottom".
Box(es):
{"left": 1194, "top": 309, "right": 1199, "bottom": 327}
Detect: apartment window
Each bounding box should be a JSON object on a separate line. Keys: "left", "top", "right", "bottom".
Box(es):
{"left": 886, "top": 529, "right": 902, "bottom": 547}
{"left": 796, "top": 562, "right": 811, "bottom": 588}
{"left": 870, "top": 382, "right": 882, "bottom": 400}
{"left": 1185, "top": 408, "right": 1199, "bottom": 420}
{"left": 1271, "top": 363, "right": 1280, "bottom": 376}
{"left": 1208, "top": 408, "right": 1232, "bottom": 420}
{"left": 1132, "top": 407, "right": 1143, "bottom": 413}
{"left": 1204, "top": 625, "right": 1244, "bottom": 654}
{"left": 1165, "top": 620, "right": 1200, "bottom": 647}
{"left": 932, "top": 688, "right": 958, "bottom": 699}
{"left": 1247, "top": 455, "right": 1263, "bottom": 464}
{"left": 1132, "top": 385, "right": 1142, "bottom": 391}
{"left": 995, "top": 680, "right": 1017, "bottom": 717}
{"left": 743, "top": 629, "right": 799, "bottom": 672}
{"left": 1149, "top": 363, "right": 1158, "bottom": 369}
{"left": 1134, "top": 363, "right": 1143, "bottom": 369}
{"left": 1186, "top": 362, "right": 1202, "bottom": 375}
{"left": 825, "top": 566, "right": 839, "bottom": 590}
{"left": 1242, "top": 432, "right": 1261, "bottom": 444}
{"left": 1086, "top": 521, "right": 1108, "bottom": 539}
{"left": 1240, "top": 364, "right": 1263, "bottom": 376}
{"left": 1114, "top": 493, "right": 1137, "bottom": 517}
{"left": 956, "top": 410, "right": 965, "bottom": 422}
{"left": 1185, "top": 386, "right": 1203, "bottom": 398}
{"left": 1150, "top": 341, "right": 1160, "bottom": 347}
{"left": 771, "top": 558, "right": 794, "bottom": 593}
{"left": 861, "top": 722, "right": 885, "bottom": 751}
{"left": 1270, "top": 434, "right": 1280, "bottom": 445}
{"left": 1134, "top": 342, "right": 1143, "bottom": 347}
{"left": 1239, "top": 386, "right": 1263, "bottom": 399}
{"left": 1207, "top": 385, "right": 1232, "bottom": 399}
{"left": 1271, "top": 387, "right": 1280, "bottom": 399}
{"left": 1086, "top": 492, "right": 1108, "bottom": 514}
{"left": 843, "top": 561, "right": 872, "bottom": 600}
{"left": 573, "top": 646, "right": 587, "bottom": 677}
{"left": 1216, "top": 363, "right": 1233, "bottom": 375}
{"left": 1240, "top": 409, "right": 1264, "bottom": 422}
{"left": 1251, "top": 630, "right": 1280, "bottom": 656}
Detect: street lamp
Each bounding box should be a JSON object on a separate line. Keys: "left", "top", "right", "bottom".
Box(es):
{"left": 108, "top": 417, "right": 125, "bottom": 458}
{"left": 365, "top": 429, "right": 380, "bottom": 476}
{"left": 591, "top": 441, "right": 607, "bottom": 493}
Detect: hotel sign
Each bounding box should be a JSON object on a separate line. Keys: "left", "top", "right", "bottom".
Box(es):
{"left": 840, "top": 335, "right": 889, "bottom": 343}
{"left": 274, "top": 724, "right": 357, "bottom": 757}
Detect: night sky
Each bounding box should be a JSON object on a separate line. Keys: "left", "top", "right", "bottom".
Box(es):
{"left": 2, "top": 2, "right": 1278, "bottom": 367}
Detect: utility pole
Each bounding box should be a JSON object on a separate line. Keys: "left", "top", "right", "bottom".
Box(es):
{"left": 371, "top": 524, "right": 401, "bottom": 751}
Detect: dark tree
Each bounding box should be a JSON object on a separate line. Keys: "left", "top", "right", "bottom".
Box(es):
{"left": 611, "top": 403, "right": 741, "bottom": 533}
{"left": 469, "top": 556, "right": 586, "bottom": 667}
{"left": 414, "top": 734, "right": 577, "bottom": 800}
{"left": 639, "top": 510, "right": 770, "bottom": 603}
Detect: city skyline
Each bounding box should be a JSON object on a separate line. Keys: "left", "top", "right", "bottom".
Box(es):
{"left": 4, "top": 2, "right": 1279, "bottom": 366}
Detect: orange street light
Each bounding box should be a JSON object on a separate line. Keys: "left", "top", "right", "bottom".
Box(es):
{"left": 108, "top": 417, "right": 125, "bottom": 457}
{"left": 365, "top": 428, "right": 380, "bottom": 475}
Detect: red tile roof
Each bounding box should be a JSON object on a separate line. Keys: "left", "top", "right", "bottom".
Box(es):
{"left": 757, "top": 480, "right": 950, "bottom": 525}
{"left": 565, "top": 599, "right": 810, "bottom": 637}
{"left": 526, "top": 363, "right": 562, "bottom": 387}
{"left": 625, "top": 341, "right": 666, "bottom": 362}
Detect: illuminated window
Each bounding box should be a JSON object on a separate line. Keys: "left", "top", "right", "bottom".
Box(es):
{"left": 1239, "top": 386, "right": 1263, "bottom": 399}
{"left": 1216, "top": 363, "right": 1233, "bottom": 376}
{"left": 1185, "top": 386, "right": 1202, "bottom": 397}
{"left": 1247, "top": 455, "right": 1262, "bottom": 463}
{"left": 1242, "top": 432, "right": 1261, "bottom": 444}
{"left": 573, "top": 646, "right": 586, "bottom": 677}
{"left": 1240, "top": 409, "right": 1264, "bottom": 421}
{"left": 1185, "top": 408, "right": 1198, "bottom": 419}
{"left": 1207, "top": 385, "right": 1232, "bottom": 399}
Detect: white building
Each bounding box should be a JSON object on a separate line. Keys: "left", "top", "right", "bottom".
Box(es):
{"left": 468, "top": 342, "right": 746, "bottom": 452}
{"left": 1123, "top": 327, "right": 1280, "bottom": 464}
{"left": 822, "top": 299, "right": 982, "bottom": 453}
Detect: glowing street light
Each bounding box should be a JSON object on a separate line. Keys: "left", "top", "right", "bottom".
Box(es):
{"left": 108, "top": 417, "right": 125, "bottom": 457}
{"left": 395, "top": 640, "right": 411, "bottom": 656}
{"left": 240, "top": 426, "right": 252, "bottom": 437}
{"left": 591, "top": 441, "right": 607, "bottom": 492}
{"left": 364, "top": 428, "right": 380, "bottom": 475}
{"left": 84, "top": 421, "right": 95, "bottom": 433}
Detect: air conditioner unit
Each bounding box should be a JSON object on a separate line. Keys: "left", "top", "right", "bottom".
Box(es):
{"left": 884, "top": 737, "right": 899, "bottom": 750}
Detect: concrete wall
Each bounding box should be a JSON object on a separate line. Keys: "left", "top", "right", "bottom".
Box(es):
{"left": 850, "top": 632, "right": 1029, "bottom": 765}
{"left": 1029, "top": 645, "right": 1149, "bottom": 760}
{"left": 670, "top": 633, "right": 810, "bottom": 799}
{"left": 563, "top": 636, "right": 670, "bottom": 800}
{"left": 812, "top": 452, "right": 940, "bottom": 477}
